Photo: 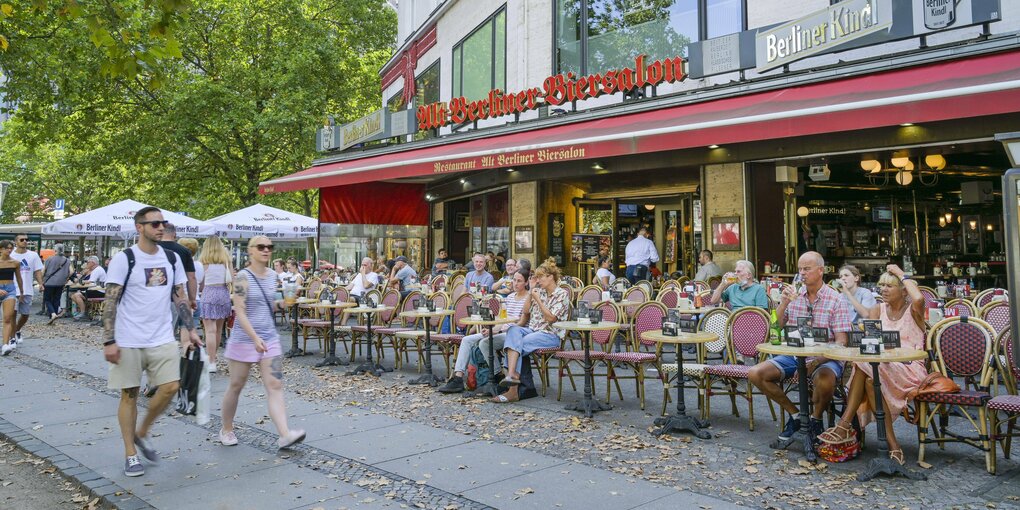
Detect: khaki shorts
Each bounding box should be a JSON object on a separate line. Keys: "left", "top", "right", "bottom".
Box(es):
{"left": 108, "top": 341, "right": 180, "bottom": 390}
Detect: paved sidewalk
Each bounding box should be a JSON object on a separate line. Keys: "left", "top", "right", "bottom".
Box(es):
{"left": 0, "top": 343, "right": 745, "bottom": 510}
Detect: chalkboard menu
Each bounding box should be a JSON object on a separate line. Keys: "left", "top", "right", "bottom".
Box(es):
{"left": 571, "top": 234, "right": 610, "bottom": 262}
{"left": 549, "top": 213, "right": 565, "bottom": 265}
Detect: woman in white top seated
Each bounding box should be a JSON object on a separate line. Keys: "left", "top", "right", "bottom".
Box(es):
{"left": 438, "top": 268, "right": 530, "bottom": 394}
{"left": 199, "top": 236, "right": 233, "bottom": 370}
{"left": 595, "top": 255, "right": 615, "bottom": 289}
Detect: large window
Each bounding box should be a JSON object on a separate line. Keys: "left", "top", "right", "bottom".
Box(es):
{"left": 452, "top": 7, "right": 506, "bottom": 101}
{"left": 414, "top": 61, "right": 441, "bottom": 140}
{"left": 556, "top": 0, "right": 744, "bottom": 75}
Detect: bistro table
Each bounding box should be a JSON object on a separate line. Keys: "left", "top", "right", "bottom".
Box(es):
{"left": 64, "top": 283, "right": 92, "bottom": 318}
{"left": 344, "top": 305, "right": 394, "bottom": 377}
{"left": 824, "top": 346, "right": 929, "bottom": 481}
{"left": 553, "top": 320, "right": 621, "bottom": 418}
{"left": 644, "top": 330, "right": 719, "bottom": 438}
{"left": 308, "top": 301, "right": 357, "bottom": 367}
{"left": 284, "top": 297, "right": 318, "bottom": 357}
{"left": 459, "top": 316, "right": 517, "bottom": 397}
{"left": 401, "top": 309, "right": 455, "bottom": 387}
{"left": 757, "top": 342, "right": 842, "bottom": 461}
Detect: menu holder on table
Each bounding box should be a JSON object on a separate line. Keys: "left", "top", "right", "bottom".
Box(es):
{"left": 588, "top": 309, "right": 603, "bottom": 325}
{"left": 425, "top": 298, "right": 436, "bottom": 312}
{"left": 661, "top": 316, "right": 678, "bottom": 337}
{"left": 479, "top": 307, "right": 494, "bottom": 321}
{"left": 610, "top": 290, "right": 623, "bottom": 303}
{"left": 784, "top": 325, "right": 804, "bottom": 347}
{"left": 679, "top": 317, "right": 698, "bottom": 333}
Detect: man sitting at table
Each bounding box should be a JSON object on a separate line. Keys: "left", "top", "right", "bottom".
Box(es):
{"left": 387, "top": 256, "right": 417, "bottom": 299}
{"left": 694, "top": 250, "right": 722, "bottom": 282}
{"left": 347, "top": 257, "right": 379, "bottom": 298}
{"left": 432, "top": 248, "right": 454, "bottom": 275}
{"left": 708, "top": 260, "right": 768, "bottom": 309}
{"left": 490, "top": 258, "right": 517, "bottom": 296}
{"left": 748, "top": 251, "right": 851, "bottom": 442}
{"left": 464, "top": 253, "right": 494, "bottom": 292}
{"left": 72, "top": 256, "right": 107, "bottom": 321}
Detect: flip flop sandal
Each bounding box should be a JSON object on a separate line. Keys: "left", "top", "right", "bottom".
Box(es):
{"left": 498, "top": 377, "right": 520, "bottom": 388}
{"left": 491, "top": 394, "right": 518, "bottom": 404}
{"left": 818, "top": 423, "right": 856, "bottom": 445}
{"left": 889, "top": 449, "right": 905, "bottom": 466}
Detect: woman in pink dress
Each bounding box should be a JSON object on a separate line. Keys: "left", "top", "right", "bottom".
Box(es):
{"left": 818, "top": 264, "right": 928, "bottom": 466}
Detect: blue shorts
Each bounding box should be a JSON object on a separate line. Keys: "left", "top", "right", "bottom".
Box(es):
{"left": 0, "top": 283, "right": 16, "bottom": 302}
{"left": 768, "top": 355, "right": 843, "bottom": 379}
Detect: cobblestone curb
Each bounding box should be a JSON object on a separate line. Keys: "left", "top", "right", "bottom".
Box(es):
{"left": 0, "top": 416, "right": 152, "bottom": 510}
{"left": 11, "top": 352, "right": 495, "bottom": 510}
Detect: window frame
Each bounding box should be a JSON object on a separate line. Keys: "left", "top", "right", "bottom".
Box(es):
{"left": 451, "top": 5, "right": 507, "bottom": 101}
{"left": 551, "top": 0, "right": 747, "bottom": 76}
{"left": 414, "top": 59, "right": 442, "bottom": 140}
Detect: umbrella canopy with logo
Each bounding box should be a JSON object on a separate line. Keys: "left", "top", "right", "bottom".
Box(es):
{"left": 42, "top": 199, "right": 215, "bottom": 239}
{"left": 207, "top": 203, "right": 318, "bottom": 239}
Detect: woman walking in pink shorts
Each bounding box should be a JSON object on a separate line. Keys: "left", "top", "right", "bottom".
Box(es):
{"left": 219, "top": 236, "right": 305, "bottom": 449}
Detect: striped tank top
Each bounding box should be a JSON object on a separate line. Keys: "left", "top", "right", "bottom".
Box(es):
{"left": 229, "top": 268, "right": 279, "bottom": 345}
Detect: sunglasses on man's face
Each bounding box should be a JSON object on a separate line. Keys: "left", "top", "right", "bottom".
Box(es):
{"left": 253, "top": 244, "right": 274, "bottom": 252}
{"left": 138, "top": 220, "right": 169, "bottom": 228}
{"left": 16, "top": 239, "right": 27, "bottom": 243}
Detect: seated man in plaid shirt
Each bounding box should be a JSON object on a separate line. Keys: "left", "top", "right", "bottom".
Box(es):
{"left": 748, "top": 251, "right": 851, "bottom": 442}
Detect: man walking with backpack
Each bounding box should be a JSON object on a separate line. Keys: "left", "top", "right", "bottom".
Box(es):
{"left": 102, "top": 207, "right": 200, "bottom": 477}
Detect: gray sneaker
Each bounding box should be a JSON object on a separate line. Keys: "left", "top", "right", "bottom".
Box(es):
{"left": 134, "top": 435, "right": 160, "bottom": 464}
{"left": 124, "top": 455, "right": 144, "bottom": 477}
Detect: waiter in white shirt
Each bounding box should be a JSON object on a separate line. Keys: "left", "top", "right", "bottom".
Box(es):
{"left": 624, "top": 227, "right": 659, "bottom": 285}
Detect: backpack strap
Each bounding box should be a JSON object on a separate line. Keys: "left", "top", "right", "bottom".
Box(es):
{"left": 117, "top": 249, "right": 136, "bottom": 305}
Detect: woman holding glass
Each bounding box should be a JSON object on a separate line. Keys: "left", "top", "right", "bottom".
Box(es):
{"left": 818, "top": 265, "right": 928, "bottom": 465}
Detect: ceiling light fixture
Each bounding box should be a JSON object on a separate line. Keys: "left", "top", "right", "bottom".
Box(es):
{"left": 459, "top": 179, "right": 467, "bottom": 184}
{"left": 900, "top": 123, "right": 914, "bottom": 127}
{"left": 987, "top": 224, "right": 994, "bottom": 231}
{"left": 707, "top": 144, "right": 720, "bottom": 149}
{"left": 895, "top": 170, "right": 913, "bottom": 186}
{"left": 969, "top": 220, "right": 978, "bottom": 230}
{"left": 939, "top": 217, "right": 947, "bottom": 227}
{"left": 505, "top": 168, "right": 515, "bottom": 172}
{"left": 591, "top": 162, "right": 604, "bottom": 171}
{"left": 945, "top": 212, "right": 953, "bottom": 223}
{"left": 925, "top": 154, "right": 946, "bottom": 170}
{"left": 796, "top": 206, "right": 810, "bottom": 217}
{"left": 644, "top": 204, "right": 656, "bottom": 211}
{"left": 860, "top": 160, "right": 881, "bottom": 172}
{"left": 891, "top": 156, "right": 911, "bottom": 168}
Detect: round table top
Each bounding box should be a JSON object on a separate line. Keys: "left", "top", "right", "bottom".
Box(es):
{"left": 756, "top": 342, "right": 843, "bottom": 357}
{"left": 288, "top": 297, "right": 318, "bottom": 305}
{"left": 401, "top": 309, "right": 455, "bottom": 318}
{"left": 643, "top": 330, "right": 719, "bottom": 345}
{"left": 347, "top": 305, "right": 394, "bottom": 314}
{"left": 600, "top": 300, "right": 641, "bottom": 307}
{"left": 460, "top": 317, "right": 517, "bottom": 327}
{"left": 822, "top": 346, "right": 928, "bottom": 363}
{"left": 307, "top": 301, "right": 357, "bottom": 309}
{"left": 674, "top": 308, "right": 716, "bottom": 314}
{"left": 67, "top": 283, "right": 94, "bottom": 289}
{"left": 553, "top": 320, "right": 622, "bottom": 332}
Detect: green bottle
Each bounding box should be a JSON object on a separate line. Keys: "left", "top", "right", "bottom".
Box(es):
{"left": 769, "top": 309, "right": 782, "bottom": 345}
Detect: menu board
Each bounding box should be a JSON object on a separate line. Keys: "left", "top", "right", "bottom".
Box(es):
{"left": 571, "top": 234, "right": 610, "bottom": 262}
{"left": 549, "top": 213, "right": 565, "bottom": 265}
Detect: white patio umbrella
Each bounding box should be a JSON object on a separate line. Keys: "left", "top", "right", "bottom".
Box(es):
{"left": 42, "top": 199, "right": 215, "bottom": 239}
{"left": 207, "top": 204, "right": 318, "bottom": 239}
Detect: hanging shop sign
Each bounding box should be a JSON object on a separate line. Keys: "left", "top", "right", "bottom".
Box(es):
{"left": 317, "top": 109, "right": 418, "bottom": 152}
{"left": 549, "top": 213, "right": 566, "bottom": 265}
{"left": 417, "top": 54, "right": 686, "bottom": 131}
{"left": 687, "top": 0, "right": 1001, "bottom": 78}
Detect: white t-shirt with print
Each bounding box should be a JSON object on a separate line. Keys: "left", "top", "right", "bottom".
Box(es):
{"left": 11, "top": 250, "right": 43, "bottom": 296}
{"left": 107, "top": 245, "right": 188, "bottom": 348}
{"left": 350, "top": 272, "right": 380, "bottom": 296}
{"left": 87, "top": 266, "right": 108, "bottom": 285}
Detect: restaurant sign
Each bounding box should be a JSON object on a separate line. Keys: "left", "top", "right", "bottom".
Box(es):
{"left": 688, "top": 0, "right": 1001, "bottom": 78}
{"left": 417, "top": 55, "right": 686, "bottom": 131}
{"left": 756, "top": 0, "right": 893, "bottom": 73}
{"left": 318, "top": 109, "right": 386, "bottom": 152}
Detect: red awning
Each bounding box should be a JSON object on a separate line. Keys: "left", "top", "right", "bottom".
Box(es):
{"left": 320, "top": 182, "right": 429, "bottom": 226}
{"left": 261, "top": 50, "right": 1020, "bottom": 194}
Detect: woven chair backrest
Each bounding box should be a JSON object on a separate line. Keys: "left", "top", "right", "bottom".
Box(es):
{"left": 431, "top": 274, "right": 448, "bottom": 293}
{"left": 946, "top": 298, "right": 976, "bottom": 318}
{"left": 918, "top": 286, "right": 939, "bottom": 308}
{"left": 633, "top": 301, "right": 667, "bottom": 348}
{"left": 578, "top": 285, "right": 603, "bottom": 305}
{"left": 660, "top": 280, "right": 679, "bottom": 291}
{"left": 559, "top": 282, "right": 575, "bottom": 301}
{"left": 451, "top": 293, "right": 474, "bottom": 333}
{"left": 657, "top": 288, "right": 679, "bottom": 309}
{"left": 636, "top": 280, "right": 653, "bottom": 296}
{"left": 727, "top": 308, "right": 770, "bottom": 358}
{"left": 698, "top": 308, "right": 731, "bottom": 354}
{"left": 974, "top": 288, "right": 1006, "bottom": 308}
{"left": 399, "top": 290, "right": 423, "bottom": 326}
{"left": 929, "top": 317, "right": 994, "bottom": 382}
{"left": 591, "top": 301, "right": 620, "bottom": 348}
{"left": 333, "top": 286, "right": 349, "bottom": 304}
{"left": 980, "top": 301, "right": 1011, "bottom": 337}
{"left": 691, "top": 280, "right": 710, "bottom": 293}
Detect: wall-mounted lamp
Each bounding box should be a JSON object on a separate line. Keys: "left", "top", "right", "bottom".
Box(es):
{"left": 796, "top": 206, "right": 810, "bottom": 217}
{"left": 969, "top": 220, "right": 978, "bottom": 230}
{"left": 944, "top": 212, "right": 953, "bottom": 223}
{"left": 938, "top": 217, "right": 947, "bottom": 227}
{"left": 644, "top": 204, "right": 656, "bottom": 211}
{"left": 987, "top": 224, "right": 995, "bottom": 231}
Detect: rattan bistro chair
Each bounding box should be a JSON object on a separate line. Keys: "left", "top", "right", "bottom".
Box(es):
{"left": 604, "top": 301, "right": 666, "bottom": 410}
{"left": 980, "top": 301, "right": 1011, "bottom": 337}
{"left": 554, "top": 301, "right": 620, "bottom": 403}
{"left": 916, "top": 316, "right": 996, "bottom": 473}
{"left": 702, "top": 308, "right": 775, "bottom": 431}
{"left": 989, "top": 325, "right": 1020, "bottom": 474}
{"left": 659, "top": 307, "right": 731, "bottom": 416}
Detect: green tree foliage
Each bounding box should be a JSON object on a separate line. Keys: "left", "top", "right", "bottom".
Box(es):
{"left": 0, "top": 0, "right": 395, "bottom": 222}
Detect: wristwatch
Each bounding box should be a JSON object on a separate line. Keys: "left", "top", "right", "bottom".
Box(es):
{"left": 103, "top": 340, "right": 116, "bottom": 346}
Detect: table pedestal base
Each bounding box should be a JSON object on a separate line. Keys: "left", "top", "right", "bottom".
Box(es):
{"left": 284, "top": 348, "right": 306, "bottom": 358}
{"left": 565, "top": 398, "right": 612, "bottom": 416}
{"left": 316, "top": 356, "right": 348, "bottom": 367}
{"left": 858, "top": 457, "right": 927, "bottom": 482}
{"left": 467, "top": 381, "right": 499, "bottom": 398}
{"left": 347, "top": 362, "right": 384, "bottom": 377}
{"left": 408, "top": 373, "right": 443, "bottom": 386}
{"left": 653, "top": 413, "right": 711, "bottom": 438}
{"left": 770, "top": 429, "right": 817, "bottom": 462}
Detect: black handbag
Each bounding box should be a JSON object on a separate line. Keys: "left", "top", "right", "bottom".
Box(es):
{"left": 175, "top": 348, "right": 203, "bottom": 416}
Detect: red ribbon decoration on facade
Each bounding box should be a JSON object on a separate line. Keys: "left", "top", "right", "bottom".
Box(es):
{"left": 380, "top": 24, "right": 437, "bottom": 106}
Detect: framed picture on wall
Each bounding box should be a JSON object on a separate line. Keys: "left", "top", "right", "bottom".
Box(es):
{"left": 711, "top": 216, "right": 741, "bottom": 251}
{"left": 455, "top": 212, "right": 470, "bottom": 232}
{"left": 514, "top": 226, "right": 534, "bottom": 253}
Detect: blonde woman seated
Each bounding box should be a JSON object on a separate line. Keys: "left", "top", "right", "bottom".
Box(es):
{"left": 818, "top": 265, "right": 928, "bottom": 466}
